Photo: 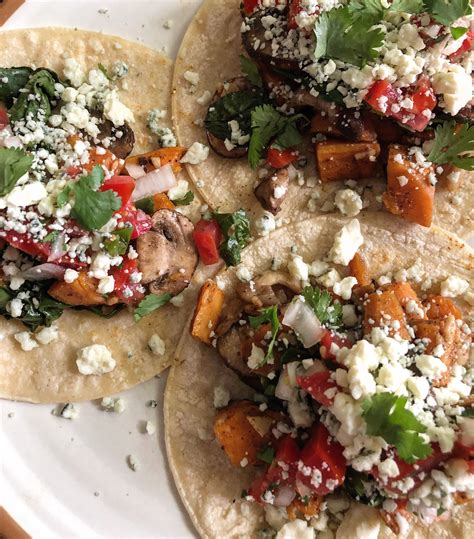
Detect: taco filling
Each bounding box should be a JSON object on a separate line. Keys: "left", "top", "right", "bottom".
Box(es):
{"left": 0, "top": 61, "right": 198, "bottom": 342}
{"left": 190, "top": 220, "right": 473, "bottom": 536}
{"left": 204, "top": 0, "right": 474, "bottom": 227}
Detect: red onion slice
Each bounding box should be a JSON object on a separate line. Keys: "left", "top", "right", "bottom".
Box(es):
{"left": 47, "top": 234, "right": 67, "bottom": 262}
{"left": 23, "top": 263, "right": 66, "bottom": 281}
{"left": 273, "top": 486, "right": 296, "bottom": 508}
{"left": 132, "top": 164, "right": 177, "bottom": 201}
{"left": 125, "top": 162, "right": 147, "bottom": 179}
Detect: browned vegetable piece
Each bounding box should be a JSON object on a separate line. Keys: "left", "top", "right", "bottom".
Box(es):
{"left": 236, "top": 270, "right": 301, "bottom": 310}
{"left": 315, "top": 140, "right": 381, "bottom": 182}
{"left": 125, "top": 147, "right": 186, "bottom": 175}
{"left": 254, "top": 167, "right": 290, "bottom": 214}
{"left": 369, "top": 113, "right": 405, "bottom": 144}
{"left": 95, "top": 118, "right": 135, "bottom": 159}
{"left": 381, "top": 282, "right": 425, "bottom": 321}
{"left": 214, "top": 400, "right": 283, "bottom": 467}
{"left": 153, "top": 193, "right": 175, "bottom": 211}
{"left": 48, "top": 271, "right": 116, "bottom": 306}
{"left": 424, "top": 295, "right": 462, "bottom": 320}
{"left": 191, "top": 280, "right": 225, "bottom": 344}
{"left": 363, "top": 290, "right": 410, "bottom": 339}
{"left": 310, "top": 111, "right": 343, "bottom": 138}
{"left": 349, "top": 252, "right": 371, "bottom": 287}
{"left": 383, "top": 145, "right": 435, "bottom": 227}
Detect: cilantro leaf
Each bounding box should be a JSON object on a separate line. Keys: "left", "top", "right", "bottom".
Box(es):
{"left": 173, "top": 190, "right": 195, "bottom": 206}
{"left": 9, "top": 69, "right": 57, "bottom": 122}
{"left": 427, "top": 121, "right": 474, "bottom": 170}
{"left": 249, "top": 305, "right": 280, "bottom": 364}
{"left": 240, "top": 55, "right": 263, "bottom": 88}
{"left": 301, "top": 286, "right": 342, "bottom": 327}
{"left": 104, "top": 225, "right": 133, "bottom": 256}
{"left": 451, "top": 26, "right": 468, "bottom": 40}
{"left": 390, "top": 0, "right": 424, "bottom": 14}
{"left": 41, "top": 231, "right": 60, "bottom": 243}
{"left": 424, "top": 0, "right": 472, "bottom": 26}
{"left": 248, "top": 105, "right": 303, "bottom": 168}
{"left": 134, "top": 293, "right": 172, "bottom": 322}
{"left": 362, "top": 393, "right": 432, "bottom": 463}
{"left": 213, "top": 209, "right": 251, "bottom": 266}
{"left": 135, "top": 196, "right": 155, "bottom": 215}
{"left": 0, "top": 148, "right": 33, "bottom": 196}
{"left": 314, "top": 6, "right": 384, "bottom": 68}
{"left": 257, "top": 445, "right": 275, "bottom": 464}
{"left": 70, "top": 165, "right": 122, "bottom": 231}
{"left": 0, "top": 287, "right": 11, "bottom": 307}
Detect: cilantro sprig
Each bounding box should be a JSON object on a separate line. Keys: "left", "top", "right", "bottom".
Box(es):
{"left": 257, "top": 445, "right": 275, "bottom": 465}
{"left": 134, "top": 292, "right": 172, "bottom": 322}
{"left": 362, "top": 392, "right": 432, "bottom": 464}
{"left": 249, "top": 305, "right": 280, "bottom": 365}
{"left": 424, "top": 0, "right": 472, "bottom": 26}
{"left": 213, "top": 209, "right": 251, "bottom": 266}
{"left": 427, "top": 121, "right": 474, "bottom": 171}
{"left": 248, "top": 105, "right": 304, "bottom": 169}
{"left": 0, "top": 148, "right": 33, "bottom": 196}
{"left": 173, "top": 190, "right": 195, "bottom": 206}
{"left": 301, "top": 286, "right": 342, "bottom": 327}
{"left": 240, "top": 55, "right": 263, "bottom": 88}
{"left": 104, "top": 225, "right": 133, "bottom": 256}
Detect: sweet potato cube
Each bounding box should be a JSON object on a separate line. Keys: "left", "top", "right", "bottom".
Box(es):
{"left": 191, "top": 280, "right": 225, "bottom": 344}
{"left": 153, "top": 193, "right": 175, "bottom": 211}
{"left": 315, "top": 140, "right": 380, "bottom": 182}
{"left": 125, "top": 147, "right": 186, "bottom": 175}
{"left": 48, "top": 271, "right": 108, "bottom": 306}
{"left": 424, "top": 295, "right": 462, "bottom": 320}
{"left": 381, "top": 282, "right": 425, "bottom": 321}
{"left": 310, "top": 111, "right": 343, "bottom": 137}
{"left": 349, "top": 252, "right": 371, "bottom": 287}
{"left": 383, "top": 145, "right": 435, "bottom": 227}
{"left": 363, "top": 290, "right": 409, "bottom": 339}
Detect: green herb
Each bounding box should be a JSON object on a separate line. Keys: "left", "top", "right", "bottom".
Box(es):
{"left": 104, "top": 225, "right": 133, "bottom": 256}
{"left": 427, "top": 121, "right": 474, "bottom": 171}
{"left": 314, "top": 6, "right": 385, "bottom": 68}
{"left": 213, "top": 209, "right": 251, "bottom": 266}
{"left": 0, "top": 67, "right": 34, "bottom": 106}
{"left": 135, "top": 196, "right": 155, "bottom": 215}
{"left": 389, "top": 0, "right": 424, "bottom": 12}
{"left": 301, "top": 286, "right": 343, "bottom": 327}
{"left": 240, "top": 55, "right": 263, "bottom": 88}
{"left": 257, "top": 446, "right": 275, "bottom": 465}
{"left": 70, "top": 165, "right": 122, "bottom": 231}
{"left": 344, "top": 469, "right": 384, "bottom": 506}
{"left": 249, "top": 305, "right": 280, "bottom": 364}
{"left": 248, "top": 105, "right": 303, "bottom": 168}
{"left": 0, "top": 287, "right": 11, "bottom": 307}
{"left": 9, "top": 69, "right": 57, "bottom": 122}
{"left": 41, "top": 231, "right": 60, "bottom": 243}
{"left": 134, "top": 292, "right": 172, "bottom": 322}
{"left": 348, "top": 0, "right": 423, "bottom": 25}
{"left": 424, "top": 0, "right": 472, "bottom": 26}
{"left": 362, "top": 392, "right": 432, "bottom": 464}
{"left": 462, "top": 407, "right": 474, "bottom": 417}
{"left": 87, "top": 304, "right": 125, "bottom": 319}
{"left": 173, "top": 190, "right": 195, "bottom": 206}
{"left": 205, "top": 89, "right": 265, "bottom": 142}
{"left": 97, "top": 63, "right": 111, "bottom": 81}
{"left": 0, "top": 148, "right": 34, "bottom": 196}
{"left": 451, "top": 26, "right": 469, "bottom": 40}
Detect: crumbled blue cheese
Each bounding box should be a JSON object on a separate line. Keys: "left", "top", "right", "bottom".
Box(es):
{"left": 64, "top": 269, "right": 79, "bottom": 283}
{"left": 53, "top": 403, "right": 79, "bottom": 420}
{"left": 127, "top": 454, "right": 140, "bottom": 471}
{"left": 103, "top": 89, "right": 134, "bottom": 127}
{"left": 287, "top": 255, "right": 309, "bottom": 282}
{"left": 183, "top": 70, "right": 200, "bottom": 86}
{"left": 181, "top": 142, "right": 209, "bottom": 165}
{"left": 63, "top": 58, "right": 86, "bottom": 87}
{"left": 333, "top": 276, "right": 357, "bottom": 300}
{"left": 101, "top": 397, "right": 126, "bottom": 413}
{"left": 276, "top": 518, "right": 314, "bottom": 539}
{"left": 168, "top": 180, "right": 189, "bottom": 201}
{"left": 255, "top": 211, "right": 276, "bottom": 236}
{"left": 236, "top": 266, "right": 253, "bottom": 282}
{"left": 416, "top": 354, "right": 447, "bottom": 379}
{"left": 440, "top": 276, "right": 469, "bottom": 298}
{"left": 342, "top": 304, "right": 358, "bottom": 327}
{"left": 328, "top": 219, "right": 364, "bottom": 266}
{"left": 36, "top": 325, "right": 59, "bottom": 345}
{"left": 145, "top": 421, "right": 156, "bottom": 435}
{"left": 76, "top": 344, "right": 116, "bottom": 375}
{"left": 148, "top": 334, "right": 166, "bottom": 356}
{"left": 247, "top": 344, "right": 265, "bottom": 369}
{"left": 14, "top": 331, "right": 38, "bottom": 351}
{"left": 213, "top": 386, "right": 231, "bottom": 408}
{"left": 112, "top": 61, "right": 129, "bottom": 80}
{"left": 334, "top": 189, "right": 363, "bottom": 217}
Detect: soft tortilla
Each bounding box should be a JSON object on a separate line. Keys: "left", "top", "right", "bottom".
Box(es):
{"left": 164, "top": 212, "right": 474, "bottom": 539}
{"left": 0, "top": 28, "right": 196, "bottom": 403}
{"left": 172, "top": 0, "right": 474, "bottom": 239}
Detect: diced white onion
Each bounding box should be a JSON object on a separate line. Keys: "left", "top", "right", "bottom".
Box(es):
{"left": 23, "top": 263, "right": 66, "bottom": 280}
{"left": 282, "top": 297, "right": 325, "bottom": 348}
{"left": 125, "top": 162, "right": 147, "bottom": 179}
{"left": 47, "top": 234, "right": 66, "bottom": 262}
{"left": 273, "top": 486, "right": 296, "bottom": 508}
{"left": 132, "top": 164, "right": 177, "bottom": 201}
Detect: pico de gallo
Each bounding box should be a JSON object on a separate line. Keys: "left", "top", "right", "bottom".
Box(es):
{"left": 205, "top": 0, "right": 474, "bottom": 227}
{"left": 190, "top": 219, "right": 474, "bottom": 536}
{"left": 0, "top": 59, "right": 201, "bottom": 343}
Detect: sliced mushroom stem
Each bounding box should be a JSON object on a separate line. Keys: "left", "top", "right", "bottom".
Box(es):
{"left": 254, "top": 167, "right": 290, "bottom": 215}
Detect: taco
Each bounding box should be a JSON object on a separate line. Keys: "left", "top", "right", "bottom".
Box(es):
{"left": 165, "top": 212, "right": 474, "bottom": 538}
{"left": 172, "top": 0, "right": 474, "bottom": 238}
{"left": 0, "top": 28, "right": 203, "bottom": 403}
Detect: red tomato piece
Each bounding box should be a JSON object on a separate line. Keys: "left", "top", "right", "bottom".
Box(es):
{"left": 66, "top": 165, "right": 82, "bottom": 178}
{"left": 118, "top": 203, "right": 153, "bottom": 240}
{"left": 192, "top": 219, "right": 223, "bottom": 265}
{"left": 453, "top": 440, "right": 474, "bottom": 460}
{"left": 111, "top": 258, "right": 144, "bottom": 305}
{"left": 4, "top": 230, "right": 52, "bottom": 260}
{"left": 101, "top": 175, "right": 135, "bottom": 209}
{"left": 297, "top": 366, "right": 338, "bottom": 407}
{"left": 296, "top": 423, "right": 346, "bottom": 495}
{"left": 449, "top": 31, "right": 474, "bottom": 61}
{"left": 365, "top": 80, "right": 400, "bottom": 114}
{"left": 0, "top": 108, "right": 10, "bottom": 129}
{"left": 267, "top": 147, "right": 299, "bottom": 169}
{"left": 320, "top": 330, "right": 352, "bottom": 362}
{"left": 242, "top": 0, "right": 260, "bottom": 16}
{"left": 288, "top": 0, "right": 319, "bottom": 30}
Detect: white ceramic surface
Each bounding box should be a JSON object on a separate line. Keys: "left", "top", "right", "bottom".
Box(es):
{"left": 0, "top": 1, "right": 201, "bottom": 537}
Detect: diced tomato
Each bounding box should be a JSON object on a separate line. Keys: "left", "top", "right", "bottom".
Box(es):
{"left": 0, "top": 108, "right": 9, "bottom": 129}
{"left": 118, "top": 202, "right": 153, "bottom": 240}
{"left": 4, "top": 230, "right": 52, "bottom": 260}
{"left": 320, "top": 330, "right": 352, "bottom": 362}
{"left": 288, "top": 0, "right": 319, "bottom": 30}
{"left": 100, "top": 175, "right": 135, "bottom": 210}
{"left": 404, "top": 78, "right": 437, "bottom": 131}
{"left": 449, "top": 31, "right": 474, "bottom": 61}
{"left": 296, "top": 423, "right": 346, "bottom": 495}
{"left": 267, "top": 147, "right": 299, "bottom": 169}
{"left": 297, "top": 365, "right": 338, "bottom": 407}
{"left": 66, "top": 166, "right": 82, "bottom": 178}
{"left": 111, "top": 258, "right": 144, "bottom": 304}
{"left": 192, "top": 219, "right": 223, "bottom": 265}
{"left": 365, "top": 80, "right": 400, "bottom": 114}
{"left": 242, "top": 0, "right": 260, "bottom": 16}
{"left": 453, "top": 440, "right": 474, "bottom": 460}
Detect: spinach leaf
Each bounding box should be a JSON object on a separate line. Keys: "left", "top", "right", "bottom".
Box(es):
{"left": 213, "top": 209, "right": 251, "bottom": 266}
{"left": 0, "top": 147, "right": 33, "bottom": 196}
{"left": 104, "top": 225, "right": 133, "bottom": 256}
{"left": 0, "top": 67, "right": 34, "bottom": 106}
{"left": 9, "top": 69, "right": 58, "bottom": 122}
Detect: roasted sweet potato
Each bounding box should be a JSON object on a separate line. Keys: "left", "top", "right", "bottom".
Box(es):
{"left": 125, "top": 147, "right": 186, "bottom": 175}
{"left": 48, "top": 271, "right": 114, "bottom": 306}
{"left": 315, "top": 140, "right": 381, "bottom": 182}
{"left": 191, "top": 280, "right": 225, "bottom": 344}
{"left": 363, "top": 290, "right": 409, "bottom": 339}
{"left": 424, "top": 295, "right": 462, "bottom": 320}
{"left": 153, "top": 192, "right": 175, "bottom": 211}
{"left": 383, "top": 145, "right": 435, "bottom": 227}
{"left": 67, "top": 135, "right": 123, "bottom": 175}
{"left": 310, "top": 111, "right": 343, "bottom": 138}
{"left": 287, "top": 495, "right": 322, "bottom": 521}
{"left": 214, "top": 400, "right": 283, "bottom": 467}
{"left": 349, "top": 252, "right": 371, "bottom": 287}
{"left": 381, "top": 282, "right": 425, "bottom": 321}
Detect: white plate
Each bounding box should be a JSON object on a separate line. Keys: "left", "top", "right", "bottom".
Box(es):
{"left": 0, "top": 1, "right": 202, "bottom": 537}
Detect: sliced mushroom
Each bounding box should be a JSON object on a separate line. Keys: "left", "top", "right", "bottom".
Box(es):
{"left": 94, "top": 115, "right": 135, "bottom": 159}
{"left": 254, "top": 167, "right": 290, "bottom": 215}
{"left": 206, "top": 131, "right": 249, "bottom": 159}
{"left": 236, "top": 270, "right": 301, "bottom": 309}
{"left": 137, "top": 209, "right": 198, "bottom": 296}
